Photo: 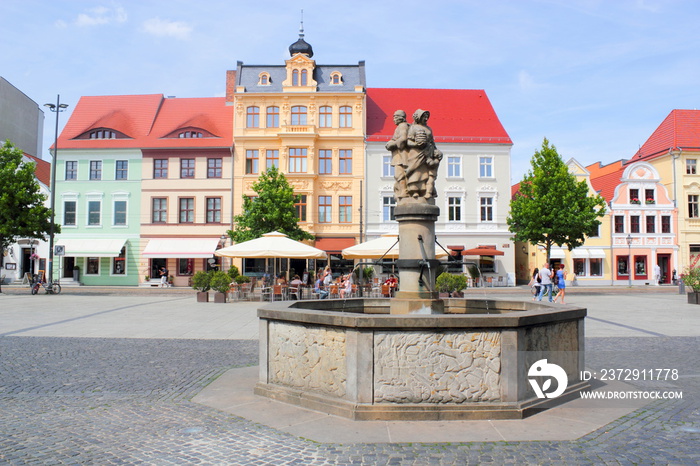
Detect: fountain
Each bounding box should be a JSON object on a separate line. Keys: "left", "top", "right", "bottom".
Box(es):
{"left": 254, "top": 109, "right": 588, "bottom": 420}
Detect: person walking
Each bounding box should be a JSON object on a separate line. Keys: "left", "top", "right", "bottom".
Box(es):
{"left": 159, "top": 266, "right": 169, "bottom": 288}
{"left": 553, "top": 264, "right": 567, "bottom": 304}
{"left": 529, "top": 267, "right": 541, "bottom": 301}
{"left": 537, "top": 263, "right": 553, "bottom": 302}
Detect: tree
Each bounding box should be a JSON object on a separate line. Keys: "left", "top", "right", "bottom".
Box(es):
{"left": 507, "top": 138, "right": 607, "bottom": 262}
{"left": 0, "top": 141, "right": 56, "bottom": 292}
{"left": 227, "top": 166, "right": 314, "bottom": 243}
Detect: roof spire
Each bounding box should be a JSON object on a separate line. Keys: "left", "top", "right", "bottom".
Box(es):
{"left": 289, "top": 10, "right": 313, "bottom": 57}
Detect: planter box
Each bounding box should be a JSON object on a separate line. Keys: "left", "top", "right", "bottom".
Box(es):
{"left": 688, "top": 292, "right": 700, "bottom": 304}
{"left": 196, "top": 291, "right": 209, "bottom": 303}
{"left": 213, "top": 292, "right": 227, "bottom": 303}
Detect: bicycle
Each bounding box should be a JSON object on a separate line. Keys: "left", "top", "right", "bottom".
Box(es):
{"left": 31, "top": 278, "right": 62, "bottom": 295}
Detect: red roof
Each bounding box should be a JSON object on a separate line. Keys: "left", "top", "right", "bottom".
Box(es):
{"left": 24, "top": 153, "right": 51, "bottom": 186}
{"left": 57, "top": 94, "right": 232, "bottom": 150}
{"left": 366, "top": 88, "right": 511, "bottom": 144}
{"left": 633, "top": 109, "right": 700, "bottom": 162}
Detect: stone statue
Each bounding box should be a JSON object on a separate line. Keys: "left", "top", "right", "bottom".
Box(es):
{"left": 385, "top": 110, "right": 409, "bottom": 199}
{"left": 404, "top": 109, "right": 442, "bottom": 200}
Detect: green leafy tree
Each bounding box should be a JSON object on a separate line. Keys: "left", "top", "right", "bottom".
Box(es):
{"left": 227, "top": 166, "right": 314, "bottom": 243}
{"left": 0, "top": 141, "right": 56, "bottom": 292}
{"left": 507, "top": 138, "right": 607, "bottom": 261}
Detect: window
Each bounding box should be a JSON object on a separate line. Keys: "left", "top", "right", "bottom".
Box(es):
{"left": 294, "top": 195, "right": 307, "bottom": 222}
{"left": 448, "top": 156, "right": 462, "bottom": 178}
{"left": 646, "top": 215, "right": 655, "bottom": 233}
{"left": 629, "top": 188, "right": 640, "bottom": 204}
{"left": 339, "top": 106, "right": 352, "bottom": 128}
{"left": 258, "top": 73, "right": 270, "bottom": 86}
{"left": 86, "top": 257, "right": 100, "bottom": 275}
{"left": 318, "top": 196, "right": 332, "bottom": 223}
{"left": 154, "top": 159, "right": 168, "bottom": 178}
{"left": 179, "top": 198, "right": 194, "bottom": 223}
{"left": 266, "top": 106, "right": 279, "bottom": 128}
{"left": 662, "top": 215, "right": 671, "bottom": 233}
{"left": 479, "top": 156, "right": 493, "bottom": 178}
{"left": 382, "top": 155, "right": 395, "bottom": 177}
{"left": 90, "top": 161, "right": 102, "bottom": 180}
{"left": 319, "top": 149, "right": 332, "bottom": 174}
{"left": 448, "top": 197, "right": 462, "bottom": 221}
{"left": 339, "top": 196, "right": 352, "bottom": 223}
{"left": 339, "top": 150, "right": 352, "bottom": 174}
{"left": 291, "top": 106, "right": 307, "bottom": 125}
{"left": 573, "top": 258, "right": 586, "bottom": 276}
{"left": 152, "top": 198, "right": 167, "bottom": 223}
{"left": 301, "top": 69, "right": 308, "bottom": 86}
{"left": 645, "top": 189, "right": 655, "bottom": 203}
{"left": 246, "top": 106, "right": 260, "bottom": 128}
{"left": 90, "top": 129, "right": 115, "bottom": 139}
{"left": 206, "top": 197, "right": 221, "bottom": 223}
{"left": 590, "top": 258, "right": 603, "bottom": 276}
{"left": 266, "top": 150, "right": 279, "bottom": 170}
{"left": 614, "top": 215, "right": 625, "bottom": 233}
{"left": 689, "top": 195, "right": 699, "bottom": 218}
{"left": 687, "top": 159, "right": 697, "bottom": 175}
{"left": 635, "top": 256, "right": 647, "bottom": 276}
{"left": 88, "top": 201, "right": 101, "bottom": 226}
{"left": 480, "top": 197, "right": 493, "bottom": 222}
{"left": 617, "top": 256, "right": 629, "bottom": 276}
{"left": 330, "top": 72, "right": 342, "bottom": 85}
{"left": 114, "top": 200, "right": 127, "bottom": 226}
{"left": 292, "top": 69, "right": 299, "bottom": 86}
{"left": 630, "top": 215, "right": 640, "bottom": 233}
{"left": 178, "top": 258, "right": 194, "bottom": 276}
{"left": 383, "top": 196, "right": 396, "bottom": 222}
{"left": 207, "top": 158, "right": 222, "bottom": 178}
{"left": 245, "top": 150, "right": 259, "bottom": 174}
{"left": 181, "top": 159, "right": 195, "bottom": 178}
{"left": 65, "top": 161, "right": 77, "bottom": 180}
{"left": 319, "top": 106, "right": 332, "bottom": 127}
{"left": 112, "top": 246, "right": 126, "bottom": 275}
{"left": 289, "top": 148, "right": 307, "bottom": 173}
{"left": 115, "top": 160, "right": 128, "bottom": 180}
{"left": 179, "top": 131, "right": 202, "bottom": 138}
{"left": 64, "top": 201, "right": 76, "bottom": 226}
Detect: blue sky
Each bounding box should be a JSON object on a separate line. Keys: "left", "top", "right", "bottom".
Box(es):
{"left": 2, "top": 0, "right": 699, "bottom": 183}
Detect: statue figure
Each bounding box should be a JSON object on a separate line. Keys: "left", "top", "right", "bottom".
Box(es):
{"left": 385, "top": 110, "right": 410, "bottom": 199}
{"left": 405, "top": 109, "right": 442, "bottom": 199}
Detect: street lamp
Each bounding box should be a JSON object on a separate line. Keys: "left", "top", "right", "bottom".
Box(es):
{"left": 626, "top": 234, "right": 632, "bottom": 287}
{"left": 44, "top": 96, "right": 69, "bottom": 284}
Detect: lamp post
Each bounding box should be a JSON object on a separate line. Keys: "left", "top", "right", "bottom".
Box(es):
{"left": 44, "top": 96, "right": 69, "bottom": 284}
{"left": 626, "top": 234, "right": 632, "bottom": 287}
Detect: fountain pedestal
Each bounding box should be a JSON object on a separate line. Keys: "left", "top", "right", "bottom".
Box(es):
{"left": 390, "top": 202, "right": 444, "bottom": 315}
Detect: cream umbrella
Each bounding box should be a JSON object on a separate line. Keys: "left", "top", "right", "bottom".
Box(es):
{"left": 342, "top": 234, "right": 448, "bottom": 259}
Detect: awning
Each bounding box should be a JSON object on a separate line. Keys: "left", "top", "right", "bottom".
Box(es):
{"left": 315, "top": 237, "right": 356, "bottom": 253}
{"left": 461, "top": 247, "right": 505, "bottom": 256}
{"left": 571, "top": 249, "right": 589, "bottom": 258}
{"left": 549, "top": 249, "right": 566, "bottom": 259}
{"left": 56, "top": 238, "right": 127, "bottom": 257}
{"left": 589, "top": 249, "right": 606, "bottom": 258}
{"left": 143, "top": 238, "right": 220, "bottom": 258}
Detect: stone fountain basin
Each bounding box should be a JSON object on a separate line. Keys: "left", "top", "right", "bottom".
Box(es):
{"left": 255, "top": 298, "right": 587, "bottom": 420}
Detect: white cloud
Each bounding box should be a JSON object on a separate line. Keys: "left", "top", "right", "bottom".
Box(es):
{"left": 142, "top": 17, "right": 192, "bottom": 40}
{"left": 74, "top": 5, "right": 127, "bottom": 27}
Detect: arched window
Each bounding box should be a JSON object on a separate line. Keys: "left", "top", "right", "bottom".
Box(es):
{"left": 301, "top": 69, "right": 308, "bottom": 86}
{"left": 246, "top": 106, "right": 260, "bottom": 128}
{"left": 330, "top": 72, "right": 342, "bottom": 85}
{"left": 292, "top": 69, "right": 299, "bottom": 86}
{"left": 258, "top": 72, "right": 270, "bottom": 85}
{"left": 291, "top": 106, "right": 307, "bottom": 125}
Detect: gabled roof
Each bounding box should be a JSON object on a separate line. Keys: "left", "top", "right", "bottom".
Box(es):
{"left": 23, "top": 153, "right": 50, "bottom": 187}
{"left": 366, "top": 88, "right": 511, "bottom": 144}
{"left": 57, "top": 94, "right": 232, "bottom": 150}
{"left": 632, "top": 109, "right": 700, "bottom": 162}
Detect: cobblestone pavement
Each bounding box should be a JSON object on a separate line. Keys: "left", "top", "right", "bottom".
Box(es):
{"left": 1, "top": 335, "right": 698, "bottom": 465}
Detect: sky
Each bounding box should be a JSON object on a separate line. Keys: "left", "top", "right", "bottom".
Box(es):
{"left": 2, "top": 0, "right": 699, "bottom": 183}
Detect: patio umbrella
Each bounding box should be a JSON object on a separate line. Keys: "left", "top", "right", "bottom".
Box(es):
{"left": 215, "top": 231, "right": 327, "bottom": 279}
{"left": 461, "top": 247, "right": 505, "bottom": 256}
{"left": 342, "top": 234, "right": 448, "bottom": 259}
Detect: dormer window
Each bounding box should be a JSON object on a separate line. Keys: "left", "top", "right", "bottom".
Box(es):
{"left": 330, "top": 71, "right": 343, "bottom": 85}
{"left": 258, "top": 72, "right": 271, "bottom": 86}
{"left": 291, "top": 69, "right": 308, "bottom": 86}
{"left": 179, "top": 131, "right": 202, "bottom": 138}
{"left": 90, "top": 129, "right": 116, "bottom": 139}
{"left": 293, "top": 69, "right": 299, "bottom": 86}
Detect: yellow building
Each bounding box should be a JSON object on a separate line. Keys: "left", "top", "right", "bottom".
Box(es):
{"left": 227, "top": 33, "right": 366, "bottom": 276}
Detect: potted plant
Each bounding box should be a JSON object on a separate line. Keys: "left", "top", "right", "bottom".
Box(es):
{"left": 210, "top": 271, "right": 232, "bottom": 303}
{"left": 680, "top": 266, "right": 700, "bottom": 304}
{"left": 234, "top": 275, "right": 251, "bottom": 284}
{"left": 436, "top": 272, "right": 468, "bottom": 298}
{"left": 192, "top": 270, "right": 212, "bottom": 302}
